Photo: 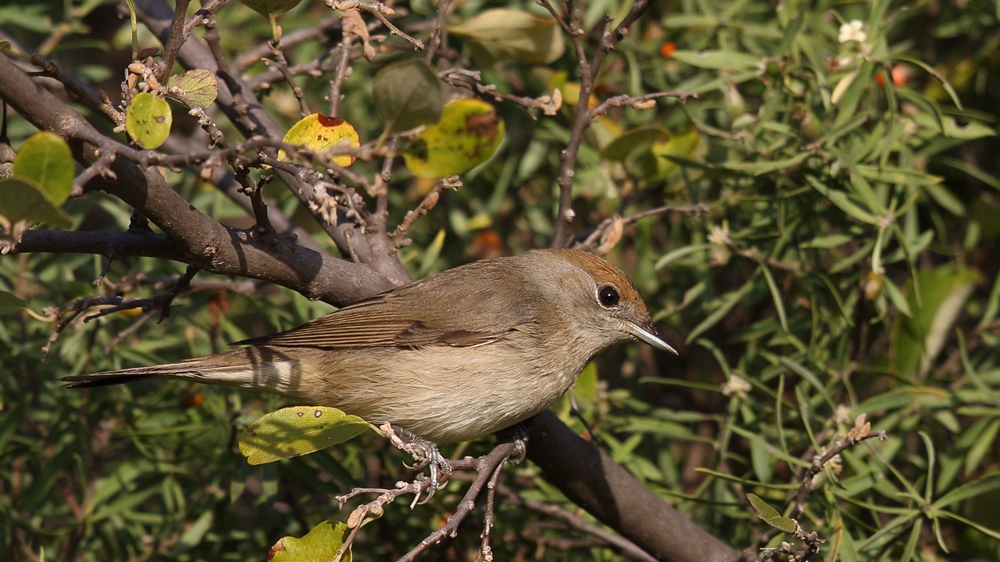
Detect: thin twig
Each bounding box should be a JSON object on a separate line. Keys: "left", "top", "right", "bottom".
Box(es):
{"left": 424, "top": 0, "right": 452, "bottom": 61}
{"left": 264, "top": 41, "right": 311, "bottom": 116}
{"left": 397, "top": 443, "right": 517, "bottom": 562}
{"left": 741, "top": 414, "right": 887, "bottom": 562}
{"left": 571, "top": 203, "right": 709, "bottom": 250}
{"left": 155, "top": 0, "right": 191, "bottom": 88}
{"left": 328, "top": 1, "right": 424, "bottom": 50}
{"left": 497, "top": 485, "right": 658, "bottom": 562}
{"left": 392, "top": 176, "right": 461, "bottom": 244}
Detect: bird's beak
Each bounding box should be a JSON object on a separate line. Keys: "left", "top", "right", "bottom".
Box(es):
{"left": 627, "top": 322, "right": 679, "bottom": 355}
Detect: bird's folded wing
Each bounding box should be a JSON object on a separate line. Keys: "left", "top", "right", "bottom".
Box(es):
{"left": 234, "top": 296, "right": 516, "bottom": 349}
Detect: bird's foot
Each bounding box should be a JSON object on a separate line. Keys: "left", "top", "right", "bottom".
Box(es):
{"left": 380, "top": 422, "right": 452, "bottom": 502}
{"left": 495, "top": 420, "right": 531, "bottom": 464}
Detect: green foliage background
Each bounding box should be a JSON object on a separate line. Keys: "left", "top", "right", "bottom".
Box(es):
{"left": 2, "top": 0, "right": 1000, "bottom": 560}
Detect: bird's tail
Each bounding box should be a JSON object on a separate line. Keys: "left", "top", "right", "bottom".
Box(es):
{"left": 63, "top": 357, "right": 213, "bottom": 388}
{"left": 62, "top": 348, "right": 303, "bottom": 395}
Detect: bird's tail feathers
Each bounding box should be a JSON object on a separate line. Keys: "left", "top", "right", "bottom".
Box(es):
{"left": 62, "top": 350, "right": 303, "bottom": 397}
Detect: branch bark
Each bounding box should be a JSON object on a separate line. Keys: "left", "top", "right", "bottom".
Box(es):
{"left": 0, "top": 54, "right": 395, "bottom": 306}
{"left": 133, "top": 0, "right": 413, "bottom": 286}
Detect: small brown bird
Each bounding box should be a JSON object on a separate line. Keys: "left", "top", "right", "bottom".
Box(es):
{"left": 65, "top": 249, "right": 676, "bottom": 443}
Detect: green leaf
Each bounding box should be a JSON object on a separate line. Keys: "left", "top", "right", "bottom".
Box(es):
{"left": 238, "top": 406, "right": 370, "bottom": 465}
{"left": 892, "top": 268, "right": 980, "bottom": 377}
{"left": 934, "top": 473, "right": 1000, "bottom": 510}
{"left": 654, "top": 243, "right": 712, "bottom": 269}
{"left": 448, "top": 9, "right": 564, "bottom": 65}
{"left": 0, "top": 290, "right": 26, "bottom": 314}
{"left": 909, "top": 112, "right": 995, "bottom": 140}
{"left": 747, "top": 493, "right": 798, "bottom": 533}
{"left": 799, "top": 233, "right": 853, "bottom": 249}
{"left": 0, "top": 178, "right": 73, "bottom": 228}
{"left": 964, "top": 419, "right": 1000, "bottom": 477}
{"left": 12, "top": 131, "right": 74, "bottom": 204}
{"left": 670, "top": 50, "right": 760, "bottom": 70}
{"left": 854, "top": 165, "right": 942, "bottom": 187}
{"left": 270, "top": 521, "right": 350, "bottom": 562}
{"left": 805, "top": 175, "right": 880, "bottom": 225}
{"left": 403, "top": 99, "right": 505, "bottom": 178}
{"left": 167, "top": 69, "right": 218, "bottom": 109}
{"left": 687, "top": 276, "right": 755, "bottom": 343}
{"left": 239, "top": 0, "right": 302, "bottom": 18}
{"left": 833, "top": 62, "right": 874, "bottom": 129}
{"left": 756, "top": 259, "right": 789, "bottom": 333}
{"left": 882, "top": 276, "right": 913, "bottom": 318}
{"left": 750, "top": 440, "right": 773, "bottom": 483}
{"left": 601, "top": 127, "right": 669, "bottom": 161}
{"left": 171, "top": 510, "right": 214, "bottom": 555}
{"left": 723, "top": 151, "right": 810, "bottom": 175}
{"left": 372, "top": 58, "right": 443, "bottom": 134}
{"left": 125, "top": 92, "right": 172, "bottom": 149}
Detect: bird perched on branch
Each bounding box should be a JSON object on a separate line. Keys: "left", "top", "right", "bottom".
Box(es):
{"left": 65, "top": 249, "right": 676, "bottom": 443}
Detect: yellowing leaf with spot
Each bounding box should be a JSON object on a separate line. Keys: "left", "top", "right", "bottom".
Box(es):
{"left": 270, "top": 521, "right": 351, "bottom": 562}
{"left": 403, "top": 99, "right": 505, "bottom": 179}
{"left": 238, "top": 406, "right": 370, "bottom": 465}
{"left": 126, "top": 92, "right": 172, "bottom": 149}
{"left": 280, "top": 114, "right": 360, "bottom": 167}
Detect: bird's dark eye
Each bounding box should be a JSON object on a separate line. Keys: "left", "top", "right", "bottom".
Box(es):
{"left": 597, "top": 285, "right": 620, "bottom": 308}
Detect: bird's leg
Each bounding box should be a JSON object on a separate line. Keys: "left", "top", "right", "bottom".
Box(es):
{"left": 494, "top": 420, "right": 531, "bottom": 464}
{"left": 380, "top": 422, "right": 452, "bottom": 501}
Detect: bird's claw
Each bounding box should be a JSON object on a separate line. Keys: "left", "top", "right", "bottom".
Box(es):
{"left": 381, "top": 422, "right": 452, "bottom": 503}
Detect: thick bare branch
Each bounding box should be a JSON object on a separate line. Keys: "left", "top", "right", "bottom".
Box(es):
{"left": 528, "top": 411, "right": 740, "bottom": 562}
{"left": 0, "top": 55, "right": 395, "bottom": 305}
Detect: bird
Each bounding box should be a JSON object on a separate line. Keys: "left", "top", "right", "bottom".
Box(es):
{"left": 64, "top": 249, "right": 677, "bottom": 443}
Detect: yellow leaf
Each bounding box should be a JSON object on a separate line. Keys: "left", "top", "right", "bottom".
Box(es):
{"left": 280, "top": 114, "right": 360, "bottom": 167}
{"left": 403, "top": 99, "right": 505, "bottom": 178}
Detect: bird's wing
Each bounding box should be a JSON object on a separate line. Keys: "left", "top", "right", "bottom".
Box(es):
{"left": 235, "top": 266, "right": 532, "bottom": 350}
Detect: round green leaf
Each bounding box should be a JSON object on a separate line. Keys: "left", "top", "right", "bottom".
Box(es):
{"left": 125, "top": 92, "right": 172, "bottom": 149}
{"left": 403, "top": 98, "right": 505, "bottom": 178}
{"left": 372, "top": 58, "right": 443, "bottom": 134}
{"left": 270, "top": 521, "right": 350, "bottom": 562}
{"left": 12, "top": 131, "right": 73, "bottom": 204}
{"left": 238, "top": 406, "right": 370, "bottom": 465}
{"left": 0, "top": 177, "right": 72, "bottom": 228}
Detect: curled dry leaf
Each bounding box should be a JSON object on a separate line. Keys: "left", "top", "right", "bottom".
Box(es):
{"left": 847, "top": 413, "right": 871, "bottom": 442}
{"left": 341, "top": 8, "right": 376, "bottom": 61}
{"left": 594, "top": 215, "right": 623, "bottom": 256}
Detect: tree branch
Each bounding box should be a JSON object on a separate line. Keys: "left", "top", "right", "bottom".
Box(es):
{"left": 528, "top": 411, "right": 739, "bottom": 562}
{"left": 133, "top": 0, "right": 413, "bottom": 286}
{"left": 0, "top": 54, "right": 395, "bottom": 306}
